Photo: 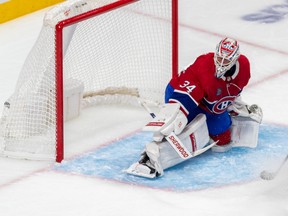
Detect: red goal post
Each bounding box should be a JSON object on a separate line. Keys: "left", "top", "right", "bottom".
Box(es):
{"left": 0, "top": 0, "right": 179, "bottom": 162}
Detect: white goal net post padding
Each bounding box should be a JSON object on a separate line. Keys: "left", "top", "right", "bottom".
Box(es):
{"left": 0, "top": 0, "right": 179, "bottom": 162}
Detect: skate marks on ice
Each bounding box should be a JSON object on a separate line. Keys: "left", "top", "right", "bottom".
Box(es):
{"left": 53, "top": 124, "right": 288, "bottom": 191}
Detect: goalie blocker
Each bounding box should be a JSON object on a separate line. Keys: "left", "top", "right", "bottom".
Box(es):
{"left": 127, "top": 102, "right": 262, "bottom": 178}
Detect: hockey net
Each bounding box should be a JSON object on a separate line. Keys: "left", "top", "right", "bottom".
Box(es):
{"left": 0, "top": 0, "right": 178, "bottom": 162}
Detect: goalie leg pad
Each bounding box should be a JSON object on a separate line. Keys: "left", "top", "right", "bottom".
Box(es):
{"left": 230, "top": 115, "right": 260, "bottom": 148}
{"left": 151, "top": 114, "right": 210, "bottom": 170}
{"left": 127, "top": 114, "right": 211, "bottom": 178}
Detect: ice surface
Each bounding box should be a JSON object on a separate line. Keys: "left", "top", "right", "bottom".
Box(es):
{"left": 0, "top": 1, "right": 288, "bottom": 216}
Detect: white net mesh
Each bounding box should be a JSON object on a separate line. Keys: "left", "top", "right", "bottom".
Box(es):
{"left": 0, "top": 0, "right": 174, "bottom": 160}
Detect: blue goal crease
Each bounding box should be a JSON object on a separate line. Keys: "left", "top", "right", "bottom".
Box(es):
{"left": 53, "top": 124, "right": 288, "bottom": 191}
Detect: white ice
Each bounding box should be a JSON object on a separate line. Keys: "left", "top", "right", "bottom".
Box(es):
{"left": 0, "top": 0, "right": 288, "bottom": 215}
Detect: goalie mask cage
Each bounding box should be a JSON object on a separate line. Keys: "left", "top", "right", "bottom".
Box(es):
{"left": 0, "top": 0, "right": 179, "bottom": 162}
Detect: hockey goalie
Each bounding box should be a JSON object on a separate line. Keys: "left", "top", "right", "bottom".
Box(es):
{"left": 126, "top": 38, "right": 263, "bottom": 178}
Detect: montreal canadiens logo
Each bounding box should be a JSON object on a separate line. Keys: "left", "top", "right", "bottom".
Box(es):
{"left": 212, "top": 96, "right": 235, "bottom": 114}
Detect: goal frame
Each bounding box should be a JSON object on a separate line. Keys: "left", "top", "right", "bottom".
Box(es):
{"left": 54, "top": 0, "right": 178, "bottom": 162}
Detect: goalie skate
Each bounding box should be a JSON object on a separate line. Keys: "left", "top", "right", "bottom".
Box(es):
{"left": 126, "top": 140, "right": 217, "bottom": 179}
{"left": 126, "top": 162, "right": 159, "bottom": 179}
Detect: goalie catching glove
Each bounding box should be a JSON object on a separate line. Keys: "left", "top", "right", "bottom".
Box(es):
{"left": 228, "top": 97, "right": 263, "bottom": 123}
{"left": 143, "top": 103, "right": 188, "bottom": 142}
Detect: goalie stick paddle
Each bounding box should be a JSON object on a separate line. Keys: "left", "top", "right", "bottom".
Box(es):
{"left": 260, "top": 154, "right": 288, "bottom": 180}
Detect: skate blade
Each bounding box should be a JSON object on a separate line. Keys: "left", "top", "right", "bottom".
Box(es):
{"left": 126, "top": 162, "right": 157, "bottom": 179}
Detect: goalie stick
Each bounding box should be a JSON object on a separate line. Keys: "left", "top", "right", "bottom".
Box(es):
{"left": 139, "top": 100, "right": 216, "bottom": 159}
{"left": 260, "top": 154, "right": 288, "bottom": 180}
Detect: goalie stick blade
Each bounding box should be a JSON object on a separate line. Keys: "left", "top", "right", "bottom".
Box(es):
{"left": 260, "top": 155, "right": 288, "bottom": 181}
{"left": 192, "top": 140, "right": 217, "bottom": 157}
{"left": 126, "top": 162, "right": 157, "bottom": 179}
